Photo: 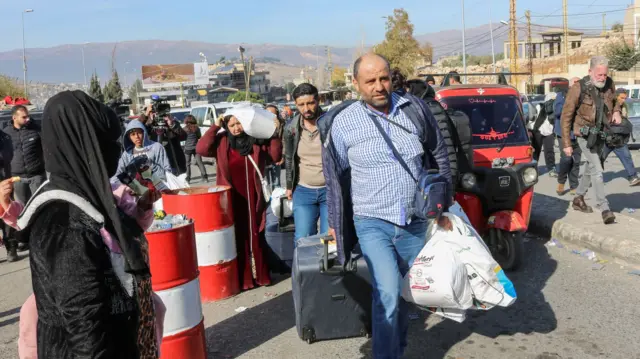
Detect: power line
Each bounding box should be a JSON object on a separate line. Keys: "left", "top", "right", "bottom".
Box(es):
{"left": 530, "top": 8, "right": 627, "bottom": 17}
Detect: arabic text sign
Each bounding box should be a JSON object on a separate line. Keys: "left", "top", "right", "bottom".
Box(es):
{"left": 141, "top": 63, "right": 209, "bottom": 89}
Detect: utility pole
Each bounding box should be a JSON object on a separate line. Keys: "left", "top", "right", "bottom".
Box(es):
{"left": 509, "top": 0, "right": 518, "bottom": 87}
{"left": 326, "top": 46, "right": 333, "bottom": 89}
{"left": 489, "top": 0, "right": 496, "bottom": 72}
{"left": 462, "top": 0, "right": 467, "bottom": 82}
{"left": 526, "top": 10, "right": 533, "bottom": 93}
{"left": 602, "top": 14, "right": 606, "bottom": 35}
{"left": 563, "top": 0, "right": 569, "bottom": 73}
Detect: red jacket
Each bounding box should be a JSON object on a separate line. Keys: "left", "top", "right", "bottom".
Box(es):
{"left": 196, "top": 126, "right": 282, "bottom": 231}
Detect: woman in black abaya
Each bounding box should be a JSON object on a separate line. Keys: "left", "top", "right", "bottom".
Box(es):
{"left": 17, "top": 90, "right": 158, "bottom": 358}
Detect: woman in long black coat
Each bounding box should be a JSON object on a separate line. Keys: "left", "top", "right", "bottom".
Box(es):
{"left": 17, "top": 91, "right": 159, "bottom": 358}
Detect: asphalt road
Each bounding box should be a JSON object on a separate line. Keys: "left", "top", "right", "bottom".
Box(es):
{"left": 0, "top": 161, "right": 639, "bottom": 358}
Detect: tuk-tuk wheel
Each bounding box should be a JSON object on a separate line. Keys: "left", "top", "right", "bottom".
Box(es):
{"left": 490, "top": 229, "right": 524, "bottom": 271}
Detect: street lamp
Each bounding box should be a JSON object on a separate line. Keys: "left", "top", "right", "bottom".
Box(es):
{"left": 81, "top": 42, "right": 90, "bottom": 90}
{"left": 21, "top": 9, "right": 34, "bottom": 98}
{"left": 313, "top": 44, "right": 320, "bottom": 86}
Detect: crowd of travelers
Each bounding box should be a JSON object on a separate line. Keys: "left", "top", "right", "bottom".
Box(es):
{"left": 0, "top": 53, "right": 635, "bottom": 359}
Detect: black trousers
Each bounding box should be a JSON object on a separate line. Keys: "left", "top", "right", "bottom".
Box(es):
{"left": 532, "top": 131, "right": 556, "bottom": 171}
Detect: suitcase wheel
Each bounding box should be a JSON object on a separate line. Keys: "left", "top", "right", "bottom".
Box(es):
{"left": 302, "top": 327, "right": 315, "bottom": 344}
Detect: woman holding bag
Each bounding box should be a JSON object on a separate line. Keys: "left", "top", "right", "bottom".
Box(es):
{"left": 196, "top": 113, "right": 282, "bottom": 290}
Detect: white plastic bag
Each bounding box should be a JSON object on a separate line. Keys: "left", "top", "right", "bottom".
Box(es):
{"left": 270, "top": 187, "right": 293, "bottom": 218}
{"left": 153, "top": 172, "right": 190, "bottom": 212}
{"left": 224, "top": 103, "right": 276, "bottom": 139}
{"left": 448, "top": 201, "right": 471, "bottom": 225}
{"left": 420, "top": 306, "right": 466, "bottom": 323}
{"left": 538, "top": 119, "right": 554, "bottom": 136}
{"left": 401, "top": 229, "right": 474, "bottom": 311}
{"left": 165, "top": 172, "right": 189, "bottom": 190}
{"left": 438, "top": 214, "right": 517, "bottom": 309}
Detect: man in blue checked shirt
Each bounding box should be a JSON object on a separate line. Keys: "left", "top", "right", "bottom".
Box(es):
{"left": 320, "top": 53, "right": 452, "bottom": 359}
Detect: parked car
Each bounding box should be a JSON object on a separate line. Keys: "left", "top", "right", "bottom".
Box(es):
{"left": 626, "top": 99, "right": 640, "bottom": 149}
{"left": 190, "top": 102, "right": 235, "bottom": 134}
{"left": 170, "top": 108, "right": 191, "bottom": 123}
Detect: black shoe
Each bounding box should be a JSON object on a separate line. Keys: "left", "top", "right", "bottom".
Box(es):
{"left": 7, "top": 248, "right": 19, "bottom": 262}
{"left": 602, "top": 210, "right": 616, "bottom": 225}
{"left": 17, "top": 243, "right": 29, "bottom": 252}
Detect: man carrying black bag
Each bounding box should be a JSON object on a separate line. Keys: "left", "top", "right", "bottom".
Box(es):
{"left": 561, "top": 56, "right": 622, "bottom": 224}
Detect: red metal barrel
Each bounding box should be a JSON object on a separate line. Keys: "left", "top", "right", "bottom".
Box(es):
{"left": 162, "top": 186, "right": 240, "bottom": 302}
{"left": 146, "top": 222, "right": 207, "bottom": 359}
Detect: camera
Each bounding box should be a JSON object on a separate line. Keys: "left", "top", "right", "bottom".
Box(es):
{"left": 149, "top": 95, "right": 172, "bottom": 133}
{"left": 107, "top": 98, "right": 133, "bottom": 119}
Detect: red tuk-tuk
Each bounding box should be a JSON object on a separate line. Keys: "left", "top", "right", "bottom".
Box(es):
{"left": 436, "top": 84, "right": 538, "bottom": 270}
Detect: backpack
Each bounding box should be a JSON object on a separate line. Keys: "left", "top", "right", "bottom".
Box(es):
{"left": 604, "top": 118, "right": 633, "bottom": 148}
{"left": 423, "top": 99, "right": 470, "bottom": 189}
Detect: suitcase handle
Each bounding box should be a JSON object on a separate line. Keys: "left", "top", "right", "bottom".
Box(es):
{"left": 319, "top": 235, "right": 358, "bottom": 276}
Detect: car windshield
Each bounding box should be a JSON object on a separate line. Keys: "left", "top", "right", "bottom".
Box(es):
{"left": 439, "top": 95, "right": 530, "bottom": 147}
{"left": 627, "top": 101, "right": 640, "bottom": 117}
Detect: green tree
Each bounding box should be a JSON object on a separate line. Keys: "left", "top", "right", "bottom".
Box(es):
{"left": 128, "top": 79, "right": 143, "bottom": 108}
{"left": 373, "top": 8, "right": 422, "bottom": 77}
{"left": 612, "top": 23, "right": 624, "bottom": 33}
{"left": 88, "top": 72, "right": 104, "bottom": 103}
{"left": 104, "top": 70, "right": 123, "bottom": 103}
{"left": 0, "top": 75, "right": 26, "bottom": 98}
{"left": 227, "top": 91, "right": 264, "bottom": 104}
{"left": 285, "top": 82, "right": 296, "bottom": 93}
{"left": 605, "top": 40, "right": 640, "bottom": 71}
{"left": 421, "top": 42, "right": 434, "bottom": 64}
{"left": 331, "top": 66, "right": 347, "bottom": 88}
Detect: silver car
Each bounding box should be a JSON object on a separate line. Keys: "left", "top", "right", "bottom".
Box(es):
{"left": 626, "top": 99, "right": 640, "bottom": 149}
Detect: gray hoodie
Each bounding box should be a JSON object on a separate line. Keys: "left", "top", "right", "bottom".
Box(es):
{"left": 114, "top": 120, "right": 172, "bottom": 181}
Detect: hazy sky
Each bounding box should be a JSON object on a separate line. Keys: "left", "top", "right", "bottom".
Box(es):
{"left": 0, "top": 0, "right": 629, "bottom": 52}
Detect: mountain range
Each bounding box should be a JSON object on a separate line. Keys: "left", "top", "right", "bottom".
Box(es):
{"left": 0, "top": 22, "right": 567, "bottom": 84}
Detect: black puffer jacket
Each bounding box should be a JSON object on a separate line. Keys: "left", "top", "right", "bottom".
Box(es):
{"left": 3, "top": 121, "right": 44, "bottom": 176}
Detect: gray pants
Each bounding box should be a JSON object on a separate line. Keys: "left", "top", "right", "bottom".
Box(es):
{"left": 14, "top": 174, "right": 46, "bottom": 205}
{"left": 576, "top": 138, "right": 609, "bottom": 211}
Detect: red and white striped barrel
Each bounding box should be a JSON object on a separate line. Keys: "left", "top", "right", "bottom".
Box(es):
{"left": 146, "top": 222, "right": 207, "bottom": 359}
{"left": 163, "top": 186, "right": 240, "bottom": 302}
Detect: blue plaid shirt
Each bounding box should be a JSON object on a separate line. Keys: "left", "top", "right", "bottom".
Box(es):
{"left": 330, "top": 93, "right": 424, "bottom": 225}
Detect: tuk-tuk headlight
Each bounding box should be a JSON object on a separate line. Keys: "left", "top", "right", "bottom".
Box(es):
{"left": 522, "top": 167, "right": 538, "bottom": 185}
{"left": 461, "top": 173, "right": 477, "bottom": 190}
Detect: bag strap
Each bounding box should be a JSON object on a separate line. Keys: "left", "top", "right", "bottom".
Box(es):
{"left": 368, "top": 114, "right": 418, "bottom": 184}
{"left": 246, "top": 155, "right": 266, "bottom": 183}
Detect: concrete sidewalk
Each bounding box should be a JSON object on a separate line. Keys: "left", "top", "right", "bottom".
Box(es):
{"left": 527, "top": 148, "right": 640, "bottom": 267}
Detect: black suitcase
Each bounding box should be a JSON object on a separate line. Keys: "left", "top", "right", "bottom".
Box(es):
{"left": 265, "top": 197, "right": 295, "bottom": 273}
{"left": 292, "top": 235, "right": 372, "bottom": 344}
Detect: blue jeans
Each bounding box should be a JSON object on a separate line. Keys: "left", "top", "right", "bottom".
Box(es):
{"left": 602, "top": 145, "right": 637, "bottom": 179}
{"left": 353, "top": 215, "right": 427, "bottom": 359}
{"left": 292, "top": 185, "right": 328, "bottom": 242}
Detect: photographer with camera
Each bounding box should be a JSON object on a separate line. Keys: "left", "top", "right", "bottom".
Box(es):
{"left": 142, "top": 100, "right": 188, "bottom": 175}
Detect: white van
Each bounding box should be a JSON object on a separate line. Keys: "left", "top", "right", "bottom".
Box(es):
{"left": 619, "top": 85, "right": 640, "bottom": 100}
{"left": 190, "top": 103, "right": 235, "bottom": 134}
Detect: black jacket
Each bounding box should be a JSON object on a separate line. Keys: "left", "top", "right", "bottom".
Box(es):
{"left": 145, "top": 121, "right": 188, "bottom": 174}
{"left": 24, "top": 200, "right": 139, "bottom": 358}
{"left": 3, "top": 121, "right": 44, "bottom": 176}
{"left": 283, "top": 109, "right": 324, "bottom": 190}
{"left": 0, "top": 132, "right": 12, "bottom": 180}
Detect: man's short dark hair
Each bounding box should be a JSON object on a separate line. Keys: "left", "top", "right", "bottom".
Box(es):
{"left": 11, "top": 105, "right": 28, "bottom": 116}
{"left": 292, "top": 83, "right": 319, "bottom": 101}
{"left": 449, "top": 71, "right": 461, "bottom": 83}
{"left": 353, "top": 53, "right": 391, "bottom": 80}
{"left": 616, "top": 88, "right": 628, "bottom": 95}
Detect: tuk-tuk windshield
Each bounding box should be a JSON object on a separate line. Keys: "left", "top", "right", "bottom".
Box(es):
{"left": 439, "top": 95, "right": 529, "bottom": 147}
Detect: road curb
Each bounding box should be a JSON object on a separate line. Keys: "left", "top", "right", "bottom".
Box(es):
{"left": 528, "top": 206, "right": 640, "bottom": 267}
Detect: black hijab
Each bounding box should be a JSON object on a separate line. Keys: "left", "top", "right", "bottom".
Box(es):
{"left": 41, "top": 90, "right": 149, "bottom": 276}
{"left": 222, "top": 115, "right": 255, "bottom": 156}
